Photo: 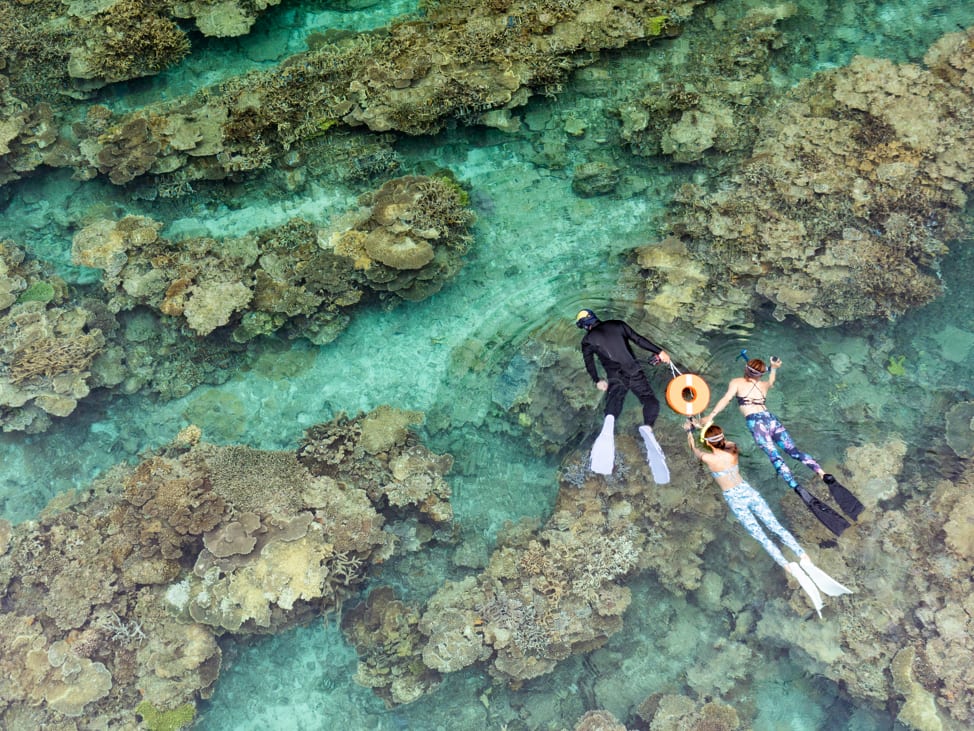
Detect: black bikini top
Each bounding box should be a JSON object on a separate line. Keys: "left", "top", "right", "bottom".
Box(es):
{"left": 737, "top": 382, "right": 766, "bottom": 407}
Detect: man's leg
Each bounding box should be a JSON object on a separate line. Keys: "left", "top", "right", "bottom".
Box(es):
{"left": 629, "top": 371, "right": 661, "bottom": 426}
{"left": 604, "top": 377, "right": 628, "bottom": 418}
{"left": 629, "top": 372, "right": 669, "bottom": 483}
{"left": 591, "top": 375, "right": 626, "bottom": 475}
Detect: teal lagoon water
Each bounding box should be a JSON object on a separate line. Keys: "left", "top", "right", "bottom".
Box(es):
{"left": 2, "top": 0, "right": 974, "bottom": 729}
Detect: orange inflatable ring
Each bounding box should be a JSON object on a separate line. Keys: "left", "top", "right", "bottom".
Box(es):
{"left": 665, "top": 373, "right": 711, "bottom": 417}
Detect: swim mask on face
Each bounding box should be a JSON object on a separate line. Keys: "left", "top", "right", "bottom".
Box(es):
{"left": 576, "top": 309, "right": 600, "bottom": 329}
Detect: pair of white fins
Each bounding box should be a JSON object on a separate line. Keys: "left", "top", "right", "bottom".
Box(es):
{"left": 589, "top": 414, "right": 670, "bottom": 484}
{"left": 787, "top": 555, "right": 853, "bottom": 618}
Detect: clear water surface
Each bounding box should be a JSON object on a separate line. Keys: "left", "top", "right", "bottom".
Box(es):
{"left": 1, "top": 0, "right": 972, "bottom": 729}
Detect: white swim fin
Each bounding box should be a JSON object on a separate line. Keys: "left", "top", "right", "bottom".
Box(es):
{"left": 639, "top": 425, "right": 670, "bottom": 484}
{"left": 800, "top": 554, "right": 853, "bottom": 597}
{"left": 590, "top": 415, "right": 615, "bottom": 475}
{"left": 786, "top": 562, "right": 824, "bottom": 618}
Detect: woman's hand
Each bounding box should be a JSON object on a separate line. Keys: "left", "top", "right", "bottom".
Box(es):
{"left": 596, "top": 380, "right": 608, "bottom": 392}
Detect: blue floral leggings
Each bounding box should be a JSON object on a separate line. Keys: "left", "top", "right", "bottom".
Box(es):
{"left": 745, "top": 411, "right": 822, "bottom": 489}
{"left": 723, "top": 483, "right": 805, "bottom": 568}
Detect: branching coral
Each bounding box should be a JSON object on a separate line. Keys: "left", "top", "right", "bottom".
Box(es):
{"left": 74, "top": 0, "right": 191, "bottom": 83}
{"left": 8, "top": 332, "right": 102, "bottom": 384}
{"left": 0, "top": 0, "right": 255, "bottom": 108}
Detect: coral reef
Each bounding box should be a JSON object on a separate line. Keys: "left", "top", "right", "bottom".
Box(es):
{"left": 359, "top": 377, "right": 974, "bottom": 728}
{"left": 754, "top": 455, "right": 974, "bottom": 729}
{"left": 135, "top": 700, "right": 196, "bottom": 731}
{"left": 617, "top": 3, "right": 797, "bottom": 162}
{"left": 0, "top": 242, "right": 105, "bottom": 432}
{"left": 944, "top": 400, "right": 974, "bottom": 458}
{"left": 38, "top": 0, "right": 713, "bottom": 188}
{"left": 573, "top": 709, "right": 628, "bottom": 731}
{"left": 636, "top": 694, "right": 740, "bottom": 730}
{"left": 73, "top": 175, "right": 474, "bottom": 342}
{"left": 0, "top": 0, "right": 278, "bottom": 103}
{"left": 0, "top": 88, "right": 62, "bottom": 188}
{"left": 0, "top": 407, "right": 453, "bottom": 727}
{"left": 90, "top": 306, "right": 250, "bottom": 401}
{"left": 635, "top": 27, "right": 974, "bottom": 331}
{"left": 839, "top": 437, "right": 908, "bottom": 507}
{"left": 339, "top": 428, "right": 721, "bottom": 705}
{"left": 299, "top": 406, "right": 454, "bottom": 526}
{"left": 341, "top": 586, "right": 441, "bottom": 706}
{"left": 892, "top": 647, "right": 944, "bottom": 731}
{"left": 0, "top": 0, "right": 195, "bottom": 189}
{"left": 571, "top": 160, "right": 621, "bottom": 197}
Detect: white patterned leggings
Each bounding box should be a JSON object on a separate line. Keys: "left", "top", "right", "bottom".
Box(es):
{"left": 722, "top": 483, "right": 806, "bottom": 568}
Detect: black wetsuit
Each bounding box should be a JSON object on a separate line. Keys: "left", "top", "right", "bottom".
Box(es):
{"left": 580, "top": 319, "right": 663, "bottom": 426}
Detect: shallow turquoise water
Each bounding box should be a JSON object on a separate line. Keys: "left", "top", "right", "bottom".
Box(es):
{"left": 2, "top": 0, "right": 973, "bottom": 729}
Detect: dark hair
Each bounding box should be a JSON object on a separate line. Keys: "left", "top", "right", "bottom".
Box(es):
{"left": 704, "top": 424, "right": 739, "bottom": 456}
{"left": 744, "top": 358, "right": 766, "bottom": 379}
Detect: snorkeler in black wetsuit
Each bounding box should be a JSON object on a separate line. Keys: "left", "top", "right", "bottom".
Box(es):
{"left": 576, "top": 309, "right": 672, "bottom": 483}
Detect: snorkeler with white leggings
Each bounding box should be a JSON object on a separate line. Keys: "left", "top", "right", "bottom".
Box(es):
{"left": 685, "top": 421, "right": 852, "bottom": 617}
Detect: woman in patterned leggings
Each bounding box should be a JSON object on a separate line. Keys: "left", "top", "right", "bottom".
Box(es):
{"left": 685, "top": 422, "right": 852, "bottom": 616}
{"left": 700, "top": 356, "right": 864, "bottom": 535}
{"left": 702, "top": 356, "right": 824, "bottom": 489}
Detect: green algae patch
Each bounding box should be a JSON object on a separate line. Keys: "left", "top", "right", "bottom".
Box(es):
{"left": 886, "top": 354, "right": 906, "bottom": 377}
{"left": 646, "top": 15, "right": 669, "bottom": 36}
{"left": 16, "top": 280, "right": 56, "bottom": 304}
{"left": 135, "top": 701, "right": 196, "bottom": 731}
